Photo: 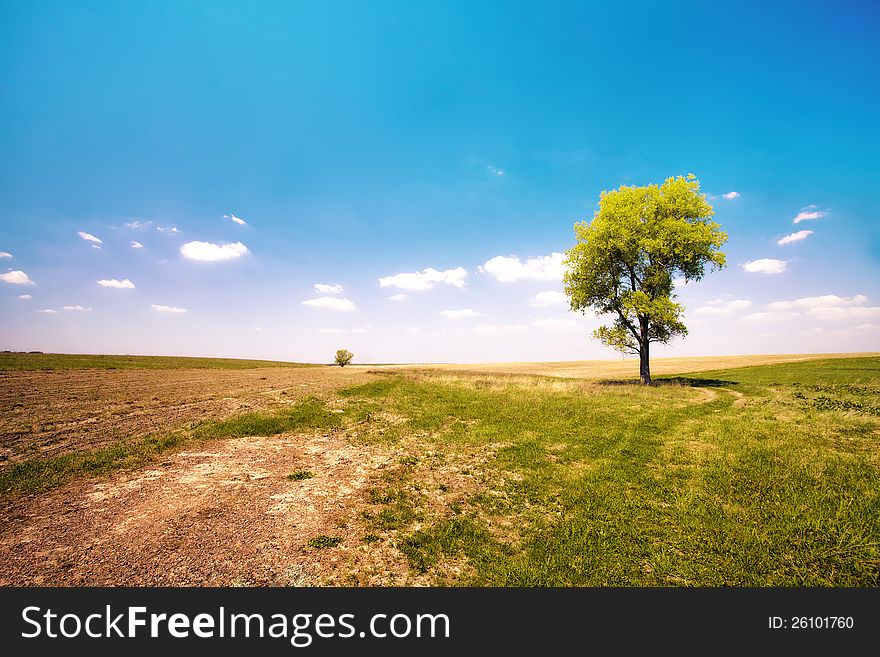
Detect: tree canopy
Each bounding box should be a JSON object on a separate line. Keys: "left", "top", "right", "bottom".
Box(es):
{"left": 334, "top": 349, "right": 354, "bottom": 367}
{"left": 563, "top": 174, "right": 727, "bottom": 384}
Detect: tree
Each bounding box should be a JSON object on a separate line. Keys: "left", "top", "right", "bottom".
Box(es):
{"left": 334, "top": 349, "right": 353, "bottom": 367}
{"left": 563, "top": 175, "right": 727, "bottom": 385}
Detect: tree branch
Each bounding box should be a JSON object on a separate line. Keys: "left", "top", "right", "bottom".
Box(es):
{"left": 626, "top": 263, "right": 643, "bottom": 290}
{"left": 611, "top": 301, "right": 642, "bottom": 345}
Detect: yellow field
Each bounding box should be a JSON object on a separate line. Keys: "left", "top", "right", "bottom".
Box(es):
{"left": 373, "top": 352, "right": 880, "bottom": 380}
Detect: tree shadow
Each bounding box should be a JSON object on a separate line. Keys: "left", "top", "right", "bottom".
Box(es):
{"left": 659, "top": 376, "right": 738, "bottom": 388}
{"left": 597, "top": 376, "right": 738, "bottom": 388}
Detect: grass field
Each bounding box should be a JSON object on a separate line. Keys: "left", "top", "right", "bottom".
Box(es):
{"left": 1, "top": 353, "right": 877, "bottom": 586}
{"left": 337, "top": 357, "right": 880, "bottom": 585}
{"left": 389, "top": 352, "right": 876, "bottom": 379}
{"left": 1, "top": 351, "right": 864, "bottom": 373}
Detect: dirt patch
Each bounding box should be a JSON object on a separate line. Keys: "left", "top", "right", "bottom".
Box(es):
{"left": 0, "top": 365, "right": 512, "bottom": 587}
{"left": 0, "top": 367, "right": 368, "bottom": 464}
{"left": 0, "top": 431, "right": 402, "bottom": 586}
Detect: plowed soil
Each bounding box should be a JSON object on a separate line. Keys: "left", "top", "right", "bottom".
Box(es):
{"left": 0, "top": 367, "right": 366, "bottom": 464}
{"left": 0, "top": 365, "right": 415, "bottom": 586}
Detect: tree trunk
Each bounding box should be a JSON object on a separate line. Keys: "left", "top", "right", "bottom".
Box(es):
{"left": 639, "top": 342, "right": 651, "bottom": 385}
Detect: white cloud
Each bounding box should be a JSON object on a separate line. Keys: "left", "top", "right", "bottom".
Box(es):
{"left": 793, "top": 210, "right": 827, "bottom": 224}
{"left": 17, "top": 294, "right": 31, "bottom": 300}
{"left": 768, "top": 294, "right": 867, "bottom": 311}
{"left": 694, "top": 299, "right": 752, "bottom": 315}
{"left": 379, "top": 266, "right": 467, "bottom": 291}
{"left": 532, "top": 318, "right": 577, "bottom": 329}
{"left": 0, "top": 251, "right": 12, "bottom": 259}
{"left": 742, "top": 258, "right": 787, "bottom": 274}
{"left": 406, "top": 327, "right": 421, "bottom": 334}
{"left": 480, "top": 252, "right": 565, "bottom": 283}
{"left": 487, "top": 165, "right": 504, "bottom": 176}
{"left": 151, "top": 304, "right": 187, "bottom": 314}
{"left": 180, "top": 241, "right": 248, "bottom": 262}
{"left": 742, "top": 311, "right": 799, "bottom": 323}
{"left": 529, "top": 290, "right": 568, "bottom": 307}
{"left": 224, "top": 213, "right": 247, "bottom": 226}
{"left": 37, "top": 308, "right": 58, "bottom": 314}
{"left": 672, "top": 277, "right": 696, "bottom": 288}
{"left": 315, "top": 283, "right": 344, "bottom": 294}
{"left": 62, "top": 305, "right": 91, "bottom": 311}
{"left": 1, "top": 270, "right": 34, "bottom": 285}
{"left": 78, "top": 231, "right": 103, "bottom": 245}
{"left": 157, "top": 225, "right": 181, "bottom": 234}
{"left": 388, "top": 294, "right": 408, "bottom": 302}
{"left": 807, "top": 306, "right": 880, "bottom": 322}
{"left": 97, "top": 278, "right": 135, "bottom": 289}
{"left": 130, "top": 240, "right": 144, "bottom": 249}
{"left": 125, "top": 220, "right": 152, "bottom": 229}
{"left": 742, "top": 295, "right": 877, "bottom": 325}
{"left": 722, "top": 191, "right": 740, "bottom": 200}
{"left": 777, "top": 230, "right": 813, "bottom": 246}
{"left": 440, "top": 309, "right": 482, "bottom": 320}
{"left": 474, "top": 324, "right": 528, "bottom": 334}
{"left": 302, "top": 297, "right": 356, "bottom": 311}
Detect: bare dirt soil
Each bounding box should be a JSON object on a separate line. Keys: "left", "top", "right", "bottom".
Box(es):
{"left": 0, "top": 366, "right": 367, "bottom": 464}
{"left": 0, "top": 431, "right": 409, "bottom": 586}
{"left": 0, "top": 365, "right": 404, "bottom": 586}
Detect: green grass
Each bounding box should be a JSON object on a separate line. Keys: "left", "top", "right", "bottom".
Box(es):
{"left": 0, "top": 352, "right": 315, "bottom": 370}
{"left": 0, "top": 432, "right": 189, "bottom": 498}
{"left": 336, "top": 358, "right": 880, "bottom": 586}
{"left": 4, "top": 355, "right": 878, "bottom": 586}
{"left": 308, "top": 535, "right": 342, "bottom": 549}
{"left": 287, "top": 470, "right": 315, "bottom": 481}
{"left": 0, "top": 397, "right": 343, "bottom": 497}
{"left": 660, "top": 356, "right": 880, "bottom": 387}
{"left": 191, "top": 398, "right": 342, "bottom": 440}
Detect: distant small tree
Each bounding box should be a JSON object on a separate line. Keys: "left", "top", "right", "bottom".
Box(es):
{"left": 334, "top": 349, "right": 354, "bottom": 367}
{"left": 564, "top": 175, "right": 727, "bottom": 385}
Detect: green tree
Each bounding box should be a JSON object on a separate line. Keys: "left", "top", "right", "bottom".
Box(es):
{"left": 563, "top": 175, "right": 727, "bottom": 384}
{"left": 334, "top": 349, "right": 354, "bottom": 367}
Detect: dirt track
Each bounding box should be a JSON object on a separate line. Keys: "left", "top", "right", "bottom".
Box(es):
{"left": 0, "top": 431, "right": 408, "bottom": 586}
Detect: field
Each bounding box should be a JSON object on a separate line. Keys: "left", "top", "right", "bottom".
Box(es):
{"left": 0, "top": 352, "right": 315, "bottom": 371}
{"left": 0, "top": 352, "right": 877, "bottom": 586}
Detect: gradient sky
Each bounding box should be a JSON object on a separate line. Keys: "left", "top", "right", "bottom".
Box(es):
{"left": 1, "top": 0, "right": 879, "bottom": 363}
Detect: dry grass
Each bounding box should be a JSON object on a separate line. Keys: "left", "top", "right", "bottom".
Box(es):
{"left": 371, "top": 352, "right": 878, "bottom": 380}
{"left": 2, "top": 353, "right": 876, "bottom": 587}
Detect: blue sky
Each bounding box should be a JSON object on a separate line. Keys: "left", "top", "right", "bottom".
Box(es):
{"left": 1, "top": 0, "right": 878, "bottom": 362}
